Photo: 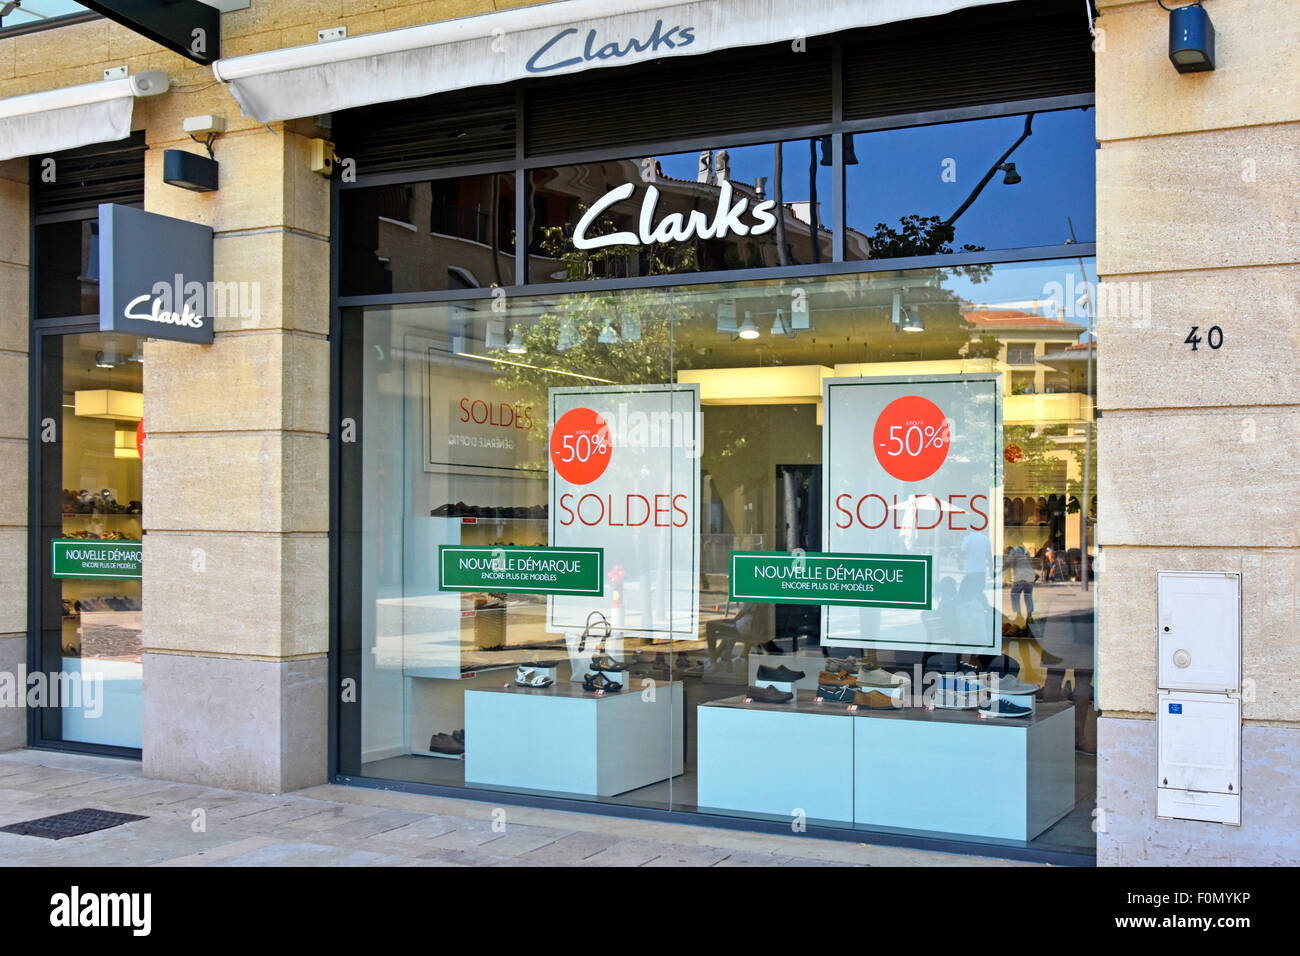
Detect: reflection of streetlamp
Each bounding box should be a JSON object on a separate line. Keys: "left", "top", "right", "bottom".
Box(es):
{"left": 944, "top": 113, "right": 1034, "bottom": 229}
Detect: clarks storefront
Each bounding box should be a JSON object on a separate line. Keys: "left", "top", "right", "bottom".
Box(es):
{"left": 326, "top": 0, "right": 1099, "bottom": 864}
{"left": 4, "top": 0, "right": 1294, "bottom": 868}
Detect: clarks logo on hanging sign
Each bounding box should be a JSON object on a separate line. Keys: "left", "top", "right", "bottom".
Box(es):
{"left": 573, "top": 181, "right": 778, "bottom": 251}
{"left": 526, "top": 19, "right": 696, "bottom": 74}
{"left": 99, "top": 204, "right": 215, "bottom": 345}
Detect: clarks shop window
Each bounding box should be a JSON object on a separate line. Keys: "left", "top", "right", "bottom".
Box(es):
{"left": 527, "top": 138, "right": 833, "bottom": 283}
{"left": 338, "top": 257, "right": 1098, "bottom": 855}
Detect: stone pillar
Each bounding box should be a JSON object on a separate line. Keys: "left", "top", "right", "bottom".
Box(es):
{"left": 140, "top": 121, "right": 330, "bottom": 792}
{"left": 1094, "top": 0, "right": 1300, "bottom": 864}
{"left": 0, "top": 159, "right": 28, "bottom": 750}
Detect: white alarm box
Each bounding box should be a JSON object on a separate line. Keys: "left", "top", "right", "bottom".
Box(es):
{"left": 1157, "top": 692, "right": 1241, "bottom": 825}
{"left": 1157, "top": 571, "right": 1240, "bottom": 693}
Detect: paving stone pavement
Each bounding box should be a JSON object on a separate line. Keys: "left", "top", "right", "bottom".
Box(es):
{"left": 0, "top": 750, "right": 1039, "bottom": 867}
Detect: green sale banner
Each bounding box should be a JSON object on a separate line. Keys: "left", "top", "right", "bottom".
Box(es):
{"left": 51, "top": 539, "right": 143, "bottom": 580}
{"left": 729, "top": 550, "right": 932, "bottom": 609}
{"left": 438, "top": 545, "right": 604, "bottom": 596}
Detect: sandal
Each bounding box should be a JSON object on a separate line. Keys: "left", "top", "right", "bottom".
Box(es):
{"left": 582, "top": 672, "right": 623, "bottom": 693}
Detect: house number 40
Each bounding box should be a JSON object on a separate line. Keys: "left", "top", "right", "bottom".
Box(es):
{"left": 1185, "top": 325, "right": 1222, "bottom": 351}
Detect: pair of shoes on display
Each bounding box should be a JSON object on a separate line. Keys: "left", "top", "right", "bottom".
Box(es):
{"left": 987, "top": 674, "right": 1042, "bottom": 696}
{"left": 979, "top": 698, "right": 1033, "bottom": 719}
{"left": 582, "top": 672, "right": 623, "bottom": 693}
{"left": 756, "top": 664, "right": 805, "bottom": 682}
{"left": 817, "top": 671, "right": 858, "bottom": 702}
{"left": 515, "top": 665, "right": 554, "bottom": 688}
{"left": 856, "top": 666, "right": 908, "bottom": 689}
{"left": 853, "top": 689, "right": 900, "bottom": 709}
{"left": 429, "top": 729, "right": 465, "bottom": 755}
{"left": 747, "top": 684, "right": 794, "bottom": 703}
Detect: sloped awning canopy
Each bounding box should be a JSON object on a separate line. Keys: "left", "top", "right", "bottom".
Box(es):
{"left": 0, "top": 71, "right": 169, "bottom": 162}
{"left": 211, "top": 0, "right": 1016, "bottom": 123}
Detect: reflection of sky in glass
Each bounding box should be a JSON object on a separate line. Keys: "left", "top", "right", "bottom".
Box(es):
{"left": 654, "top": 141, "right": 836, "bottom": 228}
{"left": 0, "top": 1, "right": 89, "bottom": 29}
{"left": 848, "top": 109, "right": 1096, "bottom": 252}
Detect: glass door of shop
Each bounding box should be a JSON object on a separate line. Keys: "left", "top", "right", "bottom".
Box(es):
{"left": 32, "top": 325, "right": 144, "bottom": 753}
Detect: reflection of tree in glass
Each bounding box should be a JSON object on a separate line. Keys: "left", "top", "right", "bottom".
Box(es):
{"left": 536, "top": 201, "right": 698, "bottom": 280}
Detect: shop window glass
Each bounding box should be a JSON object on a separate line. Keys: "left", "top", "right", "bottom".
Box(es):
{"left": 340, "top": 256, "right": 1098, "bottom": 855}
{"left": 37, "top": 331, "right": 144, "bottom": 748}
{"left": 36, "top": 219, "right": 99, "bottom": 317}
{"left": 527, "top": 138, "right": 833, "bottom": 284}
{"left": 845, "top": 108, "right": 1096, "bottom": 262}
{"left": 340, "top": 173, "right": 517, "bottom": 295}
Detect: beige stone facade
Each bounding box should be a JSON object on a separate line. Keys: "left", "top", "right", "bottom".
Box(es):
{"left": 1094, "top": 0, "right": 1300, "bottom": 864}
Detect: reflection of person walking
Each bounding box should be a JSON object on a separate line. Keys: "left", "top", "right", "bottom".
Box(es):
{"left": 1009, "top": 546, "right": 1036, "bottom": 619}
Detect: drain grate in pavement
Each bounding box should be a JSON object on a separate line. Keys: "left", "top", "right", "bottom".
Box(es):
{"left": 0, "top": 808, "right": 147, "bottom": 840}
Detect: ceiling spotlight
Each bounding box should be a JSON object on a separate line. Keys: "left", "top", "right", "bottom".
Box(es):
{"left": 902, "top": 309, "right": 925, "bottom": 333}
{"left": 771, "top": 308, "right": 797, "bottom": 338}
{"left": 998, "top": 162, "right": 1022, "bottom": 185}
{"left": 598, "top": 319, "right": 618, "bottom": 344}
{"left": 506, "top": 328, "right": 526, "bottom": 354}
{"left": 556, "top": 317, "right": 579, "bottom": 352}
{"left": 128, "top": 344, "right": 145, "bottom": 364}
{"left": 95, "top": 343, "right": 126, "bottom": 368}
{"left": 1167, "top": 1, "right": 1215, "bottom": 73}
{"left": 737, "top": 312, "right": 760, "bottom": 340}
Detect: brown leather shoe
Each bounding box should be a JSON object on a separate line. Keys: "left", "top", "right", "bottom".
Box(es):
{"left": 747, "top": 684, "right": 794, "bottom": 703}
{"left": 817, "top": 670, "right": 858, "bottom": 686}
{"left": 853, "top": 689, "right": 899, "bottom": 709}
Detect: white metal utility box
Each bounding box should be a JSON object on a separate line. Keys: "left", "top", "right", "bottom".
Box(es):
{"left": 1155, "top": 571, "right": 1242, "bottom": 826}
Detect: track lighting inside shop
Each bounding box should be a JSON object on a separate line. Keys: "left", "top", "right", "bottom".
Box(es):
{"left": 1163, "top": 1, "right": 1215, "bottom": 73}
{"left": 95, "top": 344, "right": 126, "bottom": 368}
{"left": 506, "top": 328, "right": 526, "bottom": 353}
{"left": 556, "top": 317, "right": 579, "bottom": 352}
{"left": 597, "top": 319, "right": 618, "bottom": 344}
{"left": 620, "top": 313, "right": 642, "bottom": 343}
{"left": 771, "top": 309, "right": 793, "bottom": 338}
{"left": 736, "top": 312, "right": 760, "bottom": 340}
{"left": 902, "top": 309, "right": 925, "bottom": 333}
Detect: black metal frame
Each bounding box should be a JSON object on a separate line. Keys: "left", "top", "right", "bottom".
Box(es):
{"left": 25, "top": 205, "right": 143, "bottom": 761}
{"left": 328, "top": 79, "right": 1099, "bottom": 866}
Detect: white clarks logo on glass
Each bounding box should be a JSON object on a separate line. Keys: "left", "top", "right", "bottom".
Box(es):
{"left": 572, "top": 181, "right": 778, "bottom": 250}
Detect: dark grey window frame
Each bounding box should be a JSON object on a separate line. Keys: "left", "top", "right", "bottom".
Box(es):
{"left": 330, "top": 66, "right": 1097, "bottom": 865}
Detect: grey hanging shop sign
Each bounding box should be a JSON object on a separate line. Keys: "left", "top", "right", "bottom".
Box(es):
{"left": 98, "top": 203, "right": 215, "bottom": 345}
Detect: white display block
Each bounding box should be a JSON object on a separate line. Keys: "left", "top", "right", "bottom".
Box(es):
{"left": 697, "top": 696, "right": 855, "bottom": 823}
{"left": 465, "top": 681, "right": 683, "bottom": 797}
{"left": 855, "top": 702, "right": 1074, "bottom": 841}
{"left": 697, "top": 695, "right": 1075, "bottom": 841}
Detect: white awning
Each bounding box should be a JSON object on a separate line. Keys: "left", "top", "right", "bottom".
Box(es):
{"left": 0, "top": 71, "right": 170, "bottom": 162}
{"left": 212, "top": 0, "right": 1015, "bottom": 123}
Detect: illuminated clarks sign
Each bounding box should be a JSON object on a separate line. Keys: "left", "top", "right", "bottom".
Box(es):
{"left": 573, "top": 180, "right": 778, "bottom": 251}
{"left": 98, "top": 203, "right": 214, "bottom": 345}
{"left": 526, "top": 19, "right": 696, "bottom": 74}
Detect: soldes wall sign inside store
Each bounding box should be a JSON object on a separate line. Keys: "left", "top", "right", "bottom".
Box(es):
{"left": 98, "top": 203, "right": 215, "bottom": 345}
